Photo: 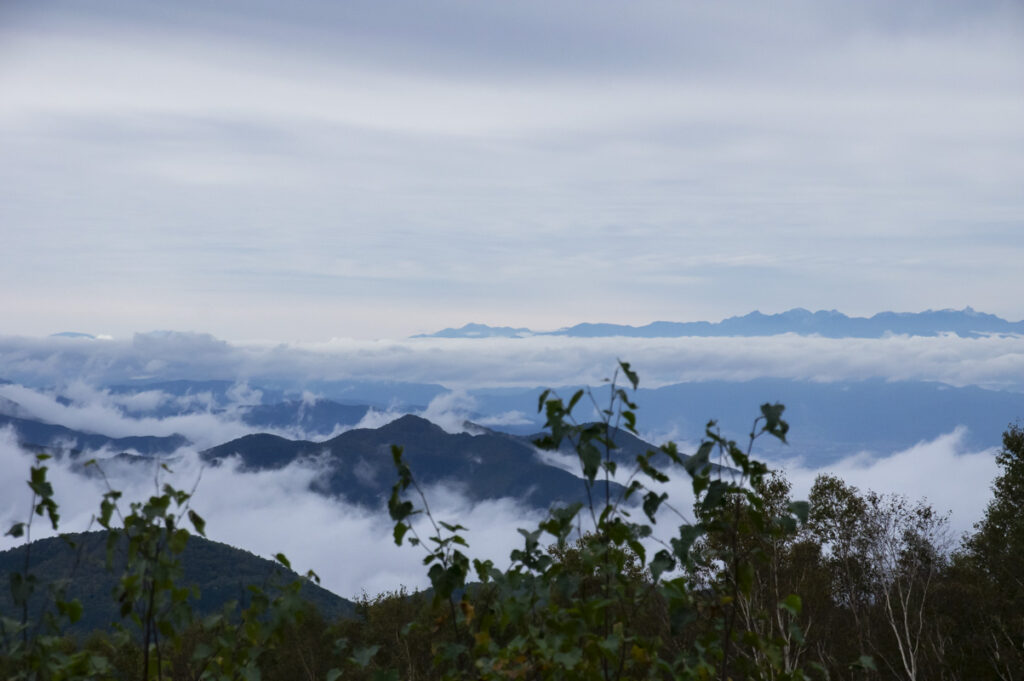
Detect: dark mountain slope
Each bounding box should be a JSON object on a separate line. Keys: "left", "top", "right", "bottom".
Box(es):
{"left": 202, "top": 415, "right": 627, "bottom": 509}
{"left": 0, "top": 413, "right": 188, "bottom": 456}
{"left": 202, "top": 433, "right": 320, "bottom": 469}
{"left": 0, "top": 532, "right": 355, "bottom": 634}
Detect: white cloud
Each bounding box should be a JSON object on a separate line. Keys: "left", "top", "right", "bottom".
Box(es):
{"left": 4, "top": 332, "right": 1023, "bottom": 394}
{"left": 768, "top": 427, "right": 999, "bottom": 537}
{"left": 0, "top": 380, "right": 252, "bottom": 449}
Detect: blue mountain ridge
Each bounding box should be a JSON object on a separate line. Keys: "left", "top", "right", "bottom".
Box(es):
{"left": 415, "top": 307, "right": 1024, "bottom": 339}
{"left": 6, "top": 374, "right": 1021, "bottom": 473}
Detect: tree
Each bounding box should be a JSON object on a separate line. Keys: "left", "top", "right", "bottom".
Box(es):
{"left": 806, "top": 475, "right": 950, "bottom": 681}
{"left": 960, "top": 423, "right": 1024, "bottom": 680}
{"left": 688, "top": 472, "right": 819, "bottom": 678}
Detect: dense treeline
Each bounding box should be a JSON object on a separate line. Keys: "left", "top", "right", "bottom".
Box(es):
{"left": 2, "top": 363, "right": 1022, "bottom": 679}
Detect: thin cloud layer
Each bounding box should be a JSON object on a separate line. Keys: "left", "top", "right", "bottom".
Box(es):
{"left": 1, "top": 332, "right": 1022, "bottom": 392}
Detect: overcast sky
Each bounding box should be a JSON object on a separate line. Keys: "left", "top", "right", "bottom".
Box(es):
{"left": 1, "top": 0, "right": 1022, "bottom": 340}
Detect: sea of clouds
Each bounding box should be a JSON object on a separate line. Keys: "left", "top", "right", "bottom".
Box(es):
{"left": 0, "top": 423, "right": 998, "bottom": 599}
{"left": 1, "top": 331, "right": 1023, "bottom": 390}
{"left": 0, "top": 331, "right": 1019, "bottom": 598}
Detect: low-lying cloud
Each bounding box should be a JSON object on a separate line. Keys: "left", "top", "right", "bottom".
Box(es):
{"left": 769, "top": 427, "right": 998, "bottom": 537}
{"left": 2, "top": 332, "right": 1023, "bottom": 392}
{"left": 0, "top": 380, "right": 258, "bottom": 450}
{"left": 350, "top": 390, "right": 534, "bottom": 437}
{"left": 0, "top": 419, "right": 1002, "bottom": 601}
{"left": 0, "top": 429, "right": 546, "bottom": 599}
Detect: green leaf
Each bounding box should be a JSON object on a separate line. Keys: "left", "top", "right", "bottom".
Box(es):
{"left": 671, "top": 524, "right": 703, "bottom": 563}
{"left": 552, "top": 648, "right": 582, "bottom": 669}
{"left": 618, "top": 360, "right": 639, "bottom": 389}
{"left": 58, "top": 598, "right": 84, "bottom": 624}
{"left": 326, "top": 670, "right": 343, "bottom": 681}
{"left": 780, "top": 593, "right": 802, "bottom": 616}
{"left": 650, "top": 549, "right": 676, "bottom": 582}
{"left": 760, "top": 402, "right": 789, "bottom": 443}
{"left": 702, "top": 479, "right": 731, "bottom": 512}
{"left": 536, "top": 389, "right": 551, "bottom": 414}
{"left": 188, "top": 509, "right": 206, "bottom": 536}
{"left": 6, "top": 522, "right": 24, "bottom": 538}
{"left": 169, "top": 528, "right": 189, "bottom": 554}
{"left": 642, "top": 491, "right": 667, "bottom": 522}
{"left": 580, "top": 443, "right": 602, "bottom": 482}
{"left": 193, "top": 642, "right": 214, "bottom": 660}
{"left": 393, "top": 522, "right": 409, "bottom": 545}
{"left": 684, "top": 441, "right": 713, "bottom": 478}
{"left": 351, "top": 645, "right": 380, "bottom": 668}
{"left": 274, "top": 553, "right": 291, "bottom": 569}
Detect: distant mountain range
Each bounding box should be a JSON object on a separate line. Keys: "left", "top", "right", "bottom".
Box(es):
{"left": 415, "top": 323, "right": 533, "bottom": 339}
{"left": 415, "top": 307, "right": 1024, "bottom": 339}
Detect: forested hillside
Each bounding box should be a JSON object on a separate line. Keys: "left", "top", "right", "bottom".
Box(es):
{"left": 0, "top": 532, "right": 354, "bottom": 634}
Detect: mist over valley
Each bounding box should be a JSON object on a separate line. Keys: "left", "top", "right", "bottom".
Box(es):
{"left": 2, "top": 311, "right": 1020, "bottom": 597}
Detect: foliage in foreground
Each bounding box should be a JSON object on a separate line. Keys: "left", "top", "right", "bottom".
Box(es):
{"left": 388, "top": 361, "right": 811, "bottom": 680}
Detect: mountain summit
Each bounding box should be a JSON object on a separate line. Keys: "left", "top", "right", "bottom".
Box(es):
{"left": 202, "top": 414, "right": 629, "bottom": 509}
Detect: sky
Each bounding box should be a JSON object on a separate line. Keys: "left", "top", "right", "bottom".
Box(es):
{"left": 2, "top": 0, "right": 1023, "bottom": 340}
